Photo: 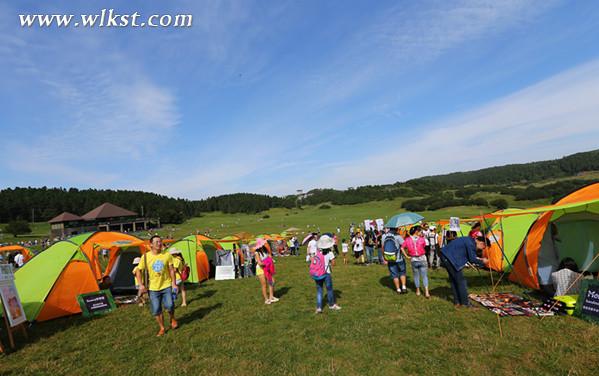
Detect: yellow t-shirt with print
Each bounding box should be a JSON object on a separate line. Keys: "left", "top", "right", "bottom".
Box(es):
{"left": 137, "top": 251, "right": 174, "bottom": 291}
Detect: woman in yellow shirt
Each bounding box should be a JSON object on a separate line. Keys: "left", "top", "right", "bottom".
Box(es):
{"left": 169, "top": 249, "right": 188, "bottom": 307}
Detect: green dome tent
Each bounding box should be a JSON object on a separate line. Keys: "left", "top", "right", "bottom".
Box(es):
{"left": 14, "top": 241, "right": 99, "bottom": 322}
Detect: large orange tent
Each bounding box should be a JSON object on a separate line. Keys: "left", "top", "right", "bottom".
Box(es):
{"left": 68, "top": 231, "right": 145, "bottom": 280}
{"left": 507, "top": 183, "right": 599, "bottom": 289}
{"left": 96, "top": 239, "right": 148, "bottom": 293}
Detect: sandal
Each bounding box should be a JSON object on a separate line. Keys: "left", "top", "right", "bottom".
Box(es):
{"left": 156, "top": 328, "right": 166, "bottom": 337}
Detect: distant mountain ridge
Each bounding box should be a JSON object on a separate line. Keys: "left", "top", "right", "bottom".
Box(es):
{"left": 418, "top": 149, "right": 599, "bottom": 186}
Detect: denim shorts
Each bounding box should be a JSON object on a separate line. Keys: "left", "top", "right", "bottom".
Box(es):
{"left": 387, "top": 260, "right": 406, "bottom": 279}
{"left": 149, "top": 287, "right": 174, "bottom": 316}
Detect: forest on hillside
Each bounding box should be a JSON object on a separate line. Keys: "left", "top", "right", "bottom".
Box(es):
{"left": 1, "top": 149, "right": 597, "bottom": 223}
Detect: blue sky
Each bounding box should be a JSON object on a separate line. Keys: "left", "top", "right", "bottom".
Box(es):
{"left": 1, "top": 0, "right": 599, "bottom": 199}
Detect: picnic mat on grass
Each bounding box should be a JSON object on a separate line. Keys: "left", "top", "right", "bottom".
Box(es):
{"left": 114, "top": 295, "right": 139, "bottom": 305}
{"left": 468, "top": 292, "right": 554, "bottom": 317}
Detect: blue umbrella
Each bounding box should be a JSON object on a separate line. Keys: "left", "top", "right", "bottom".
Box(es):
{"left": 384, "top": 212, "right": 424, "bottom": 228}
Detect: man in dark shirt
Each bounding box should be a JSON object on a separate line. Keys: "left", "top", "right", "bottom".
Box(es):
{"left": 440, "top": 236, "right": 489, "bottom": 308}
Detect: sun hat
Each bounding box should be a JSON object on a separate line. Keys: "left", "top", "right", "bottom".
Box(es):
{"left": 317, "top": 235, "right": 335, "bottom": 250}
{"left": 132, "top": 257, "right": 141, "bottom": 265}
{"left": 169, "top": 248, "right": 182, "bottom": 255}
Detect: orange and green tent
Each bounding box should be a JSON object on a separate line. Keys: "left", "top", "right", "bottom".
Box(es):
{"left": 0, "top": 245, "right": 34, "bottom": 262}
{"left": 14, "top": 241, "right": 99, "bottom": 322}
{"left": 69, "top": 231, "right": 145, "bottom": 280}
{"left": 507, "top": 183, "right": 599, "bottom": 289}
{"left": 482, "top": 209, "right": 539, "bottom": 272}
{"left": 166, "top": 235, "right": 222, "bottom": 282}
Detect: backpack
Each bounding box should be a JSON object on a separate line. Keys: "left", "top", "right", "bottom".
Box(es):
{"left": 383, "top": 234, "right": 401, "bottom": 262}
{"left": 309, "top": 251, "right": 327, "bottom": 280}
{"left": 180, "top": 265, "right": 190, "bottom": 281}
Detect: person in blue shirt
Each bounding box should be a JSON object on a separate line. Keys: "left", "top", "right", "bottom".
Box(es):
{"left": 440, "top": 236, "right": 489, "bottom": 308}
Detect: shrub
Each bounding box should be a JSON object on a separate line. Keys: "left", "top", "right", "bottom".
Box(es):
{"left": 319, "top": 204, "right": 332, "bottom": 209}
{"left": 4, "top": 220, "right": 31, "bottom": 237}
{"left": 490, "top": 198, "right": 509, "bottom": 210}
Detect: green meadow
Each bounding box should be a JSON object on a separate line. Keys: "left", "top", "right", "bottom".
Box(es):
{"left": 2, "top": 199, "right": 599, "bottom": 375}
{"left": 1, "top": 256, "right": 598, "bottom": 375}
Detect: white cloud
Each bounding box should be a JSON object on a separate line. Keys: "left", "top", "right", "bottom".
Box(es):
{"left": 313, "top": 59, "right": 599, "bottom": 189}
{"left": 1, "top": 14, "right": 180, "bottom": 184}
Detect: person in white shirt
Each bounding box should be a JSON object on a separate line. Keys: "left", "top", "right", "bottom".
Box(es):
{"left": 14, "top": 252, "right": 25, "bottom": 268}
{"left": 312, "top": 235, "right": 341, "bottom": 313}
{"left": 341, "top": 239, "right": 349, "bottom": 265}
{"left": 427, "top": 226, "right": 440, "bottom": 269}
{"left": 306, "top": 233, "right": 319, "bottom": 262}
{"left": 352, "top": 232, "right": 364, "bottom": 264}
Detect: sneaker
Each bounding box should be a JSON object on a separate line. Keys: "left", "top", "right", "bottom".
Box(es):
{"left": 401, "top": 287, "right": 408, "bottom": 294}
{"left": 270, "top": 297, "right": 280, "bottom": 302}
{"left": 396, "top": 289, "right": 402, "bottom": 295}
{"left": 265, "top": 299, "right": 271, "bottom": 305}
{"left": 315, "top": 308, "right": 323, "bottom": 314}
{"left": 329, "top": 304, "right": 342, "bottom": 310}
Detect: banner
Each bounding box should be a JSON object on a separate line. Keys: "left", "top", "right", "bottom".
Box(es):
{"left": 575, "top": 280, "right": 599, "bottom": 324}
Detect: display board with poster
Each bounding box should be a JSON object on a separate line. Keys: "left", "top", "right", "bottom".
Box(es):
{"left": 0, "top": 265, "right": 26, "bottom": 327}
{"left": 0, "top": 264, "right": 28, "bottom": 352}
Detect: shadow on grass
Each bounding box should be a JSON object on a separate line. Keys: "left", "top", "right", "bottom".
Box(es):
{"left": 430, "top": 286, "right": 453, "bottom": 301}
{"left": 276, "top": 286, "right": 292, "bottom": 298}
{"left": 198, "top": 289, "right": 217, "bottom": 299}
{"left": 378, "top": 276, "right": 412, "bottom": 291}
{"left": 1, "top": 311, "right": 109, "bottom": 354}
{"left": 178, "top": 303, "right": 222, "bottom": 326}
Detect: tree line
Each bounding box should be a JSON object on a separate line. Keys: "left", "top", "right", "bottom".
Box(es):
{"left": 1, "top": 149, "right": 597, "bottom": 224}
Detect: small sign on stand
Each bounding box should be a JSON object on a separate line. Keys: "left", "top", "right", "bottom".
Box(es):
{"left": 574, "top": 280, "right": 599, "bottom": 324}
{"left": 0, "top": 264, "right": 28, "bottom": 353}
{"left": 77, "top": 290, "right": 117, "bottom": 317}
{"left": 449, "top": 217, "right": 461, "bottom": 232}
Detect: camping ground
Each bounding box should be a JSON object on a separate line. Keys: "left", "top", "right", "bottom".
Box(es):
{"left": 1, "top": 256, "right": 598, "bottom": 375}
{"left": 1, "top": 201, "right": 599, "bottom": 375}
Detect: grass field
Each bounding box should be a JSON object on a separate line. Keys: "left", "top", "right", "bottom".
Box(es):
{"left": 2, "top": 198, "right": 599, "bottom": 374}
{"left": 1, "top": 255, "right": 598, "bottom": 375}
{"left": 154, "top": 197, "right": 551, "bottom": 241}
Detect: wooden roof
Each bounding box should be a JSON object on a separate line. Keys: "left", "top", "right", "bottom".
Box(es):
{"left": 81, "top": 202, "right": 137, "bottom": 220}
{"left": 48, "top": 212, "right": 83, "bottom": 224}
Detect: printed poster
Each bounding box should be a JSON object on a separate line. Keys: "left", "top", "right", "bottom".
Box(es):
{"left": 449, "top": 217, "right": 461, "bottom": 232}
{"left": 0, "top": 283, "right": 27, "bottom": 327}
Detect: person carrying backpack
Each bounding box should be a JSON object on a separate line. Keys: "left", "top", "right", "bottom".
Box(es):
{"left": 382, "top": 227, "right": 408, "bottom": 294}
{"left": 310, "top": 235, "right": 341, "bottom": 313}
